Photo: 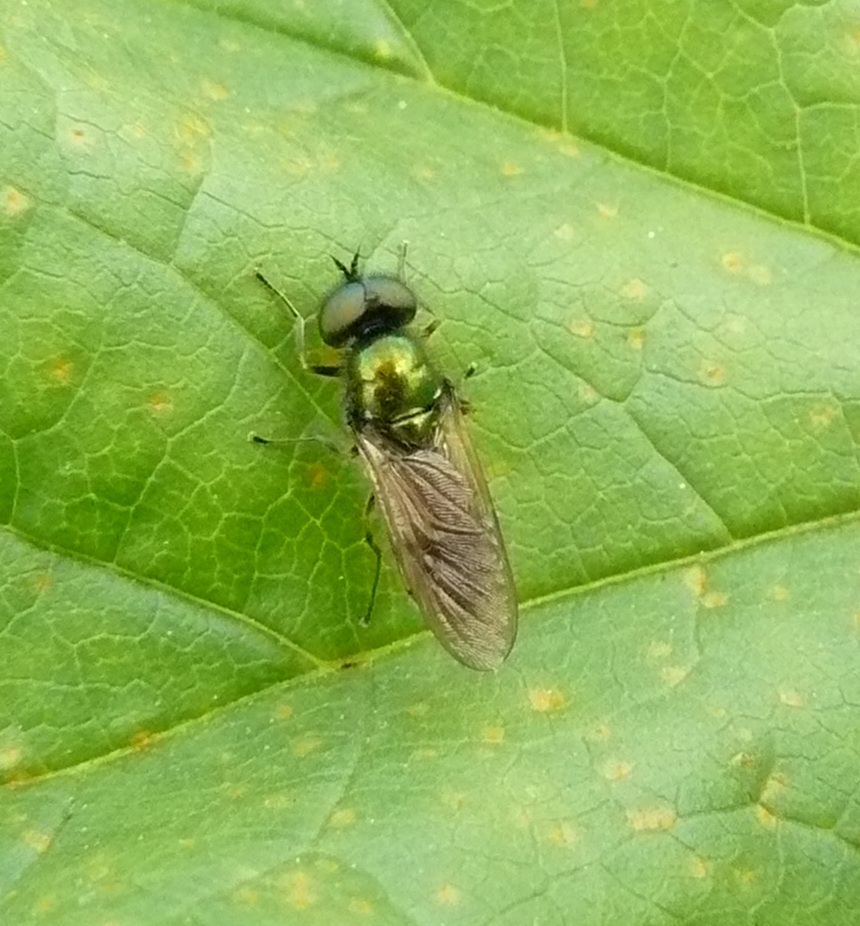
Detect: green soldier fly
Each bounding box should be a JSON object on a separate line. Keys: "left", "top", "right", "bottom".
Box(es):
{"left": 255, "top": 252, "right": 517, "bottom": 670}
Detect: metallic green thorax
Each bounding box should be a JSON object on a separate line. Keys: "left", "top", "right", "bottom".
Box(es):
{"left": 346, "top": 334, "right": 443, "bottom": 448}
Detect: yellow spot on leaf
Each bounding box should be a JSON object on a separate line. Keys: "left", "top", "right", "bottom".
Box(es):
{"left": 627, "top": 806, "right": 676, "bottom": 831}
{"left": 779, "top": 688, "right": 803, "bottom": 708}
{"left": 31, "top": 573, "right": 52, "bottom": 594}
{"left": 698, "top": 360, "right": 726, "bottom": 387}
{"left": 690, "top": 856, "right": 710, "bottom": 879}
{"left": 569, "top": 318, "right": 595, "bottom": 338}
{"left": 178, "top": 112, "right": 211, "bottom": 144}
{"left": 500, "top": 161, "right": 523, "bottom": 177}
{"left": 35, "top": 895, "right": 57, "bottom": 915}
{"left": 481, "top": 725, "right": 505, "bottom": 745}
{"left": 684, "top": 565, "right": 707, "bottom": 597}
{"left": 275, "top": 704, "right": 293, "bottom": 721}
{"left": 148, "top": 392, "right": 173, "bottom": 416}
{"left": 49, "top": 356, "right": 74, "bottom": 384}
{"left": 373, "top": 39, "right": 392, "bottom": 59}
{"left": 435, "top": 883, "right": 460, "bottom": 905}
{"left": 554, "top": 222, "right": 577, "bottom": 240}
{"left": 596, "top": 202, "right": 617, "bottom": 219}
{"left": 23, "top": 830, "right": 51, "bottom": 853}
{"left": 441, "top": 791, "right": 466, "bottom": 812}
{"left": 307, "top": 463, "right": 328, "bottom": 489}
{"left": 282, "top": 870, "right": 314, "bottom": 910}
{"left": 702, "top": 590, "right": 727, "bottom": 609}
{"left": 293, "top": 737, "right": 323, "bottom": 757}
{"left": 620, "top": 278, "right": 647, "bottom": 300}
{"left": 628, "top": 327, "right": 645, "bottom": 350}
{"left": 760, "top": 772, "right": 788, "bottom": 803}
{"left": 661, "top": 665, "right": 690, "bottom": 687}
{"left": 748, "top": 264, "right": 771, "bottom": 285}
{"left": 809, "top": 404, "right": 837, "bottom": 430}
{"left": 415, "top": 165, "right": 436, "bottom": 181}
{"left": 327, "top": 807, "right": 356, "bottom": 828}
{"left": 589, "top": 723, "right": 611, "bottom": 742}
{"left": 581, "top": 383, "right": 598, "bottom": 404}
{"left": 528, "top": 687, "right": 566, "bottom": 712}
{"left": 69, "top": 125, "right": 90, "bottom": 146}
{"left": 263, "top": 793, "right": 292, "bottom": 810}
{"left": 410, "top": 748, "right": 437, "bottom": 761}
{"left": 602, "top": 760, "right": 632, "bottom": 781}
{"left": 407, "top": 702, "right": 429, "bottom": 717}
{"left": 130, "top": 730, "right": 159, "bottom": 751}
{"left": 201, "top": 79, "right": 228, "bottom": 101}
{"left": 735, "top": 868, "right": 757, "bottom": 887}
{"left": 3, "top": 186, "right": 30, "bottom": 215}
{"left": 548, "top": 821, "right": 578, "bottom": 846}
{"left": 233, "top": 886, "right": 259, "bottom": 907}
{"left": 647, "top": 641, "right": 672, "bottom": 659}
{"left": 722, "top": 251, "right": 743, "bottom": 274}
{"left": 0, "top": 744, "right": 23, "bottom": 772}
{"left": 350, "top": 897, "right": 375, "bottom": 915}
{"left": 558, "top": 141, "right": 580, "bottom": 157}
{"left": 756, "top": 805, "right": 777, "bottom": 828}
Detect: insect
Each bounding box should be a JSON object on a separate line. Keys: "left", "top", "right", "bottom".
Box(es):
{"left": 256, "top": 251, "right": 517, "bottom": 670}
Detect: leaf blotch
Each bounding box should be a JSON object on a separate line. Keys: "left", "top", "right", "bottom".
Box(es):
{"left": 281, "top": 870, "right": 315, "bottom": 910}
{"left": 528, "top": 687, "right": 566, "bottom": 712}
{"left": 778, "top": 688, "right": 804, "bottom": 708}
{"left": 770, "top": 584, "right": 789, "bottom": 602}
{"left": 698, "top": 360, "right": 726, "bottom": 387}
{"left": 481, "top": 724, "right": 505, "bottom": 745}
{"left": 435, "top": 883, "right": 461, "bottom": 906}
{"left": 690, "top": 856, "right": 710, "bottom": 879}
{"left": 3, "top": 185, "right": 30, "bottom": 215}
{"left": 547, "top": 821, "right": 578, "bottom": 846}
{"left": 569, "top": 318, "right": 595, "bottom": 339}
{"left": 23, "top": 830, "right": 52, "bottom": 854}
{"left": 201, "top": 79, "right": 229, "bottom": 101}
{"left": 756, "top": 805, "right": 777, "bottom": 828}
{"left": 760, "top": 772, "right": 788, "bottom": 804}
{"left": 627, "top": 806, "right": 676, "bottom": 831}
{"left": 148, "top": 391, "right": 173, "bottom": 416}
{"left": 628, "top": 327, "right": 645, "bottom": 350}
{"left": 500, "top": 161, "right": 523, "bottom": 177}
{"left": 620, "top": 278, "right": 648, "bottom": 301}
{"left": 327, "top": 807, "right": 356, "bottom": 828}
{"left": 293, "top": 737, "right": 323, "bottom": 757}
{"left": 661, "top": 665, "right": 690, "bottom": 687}
{"left": 373, "top": 39, "right": 392, "bottom": 60}
{"left": 601, "top": 759, "right": 633, "bottom": 781}
{"left": 0, "top": 743, "right": 23, "bottom": 772}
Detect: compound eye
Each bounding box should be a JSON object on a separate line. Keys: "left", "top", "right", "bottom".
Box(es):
{"left": 363, "top": 277, "right": 417, "bottom": 324}
{"left": 319, "top": 281, "right": 366, "bottom": 346}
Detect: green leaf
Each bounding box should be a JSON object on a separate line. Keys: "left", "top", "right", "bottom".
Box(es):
{"left": 1, "top": 0, "right": 859, "bottom": 923}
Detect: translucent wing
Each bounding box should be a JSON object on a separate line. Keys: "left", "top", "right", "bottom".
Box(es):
{"left": 354, "top": 385, "right": 517, "bottom": 670}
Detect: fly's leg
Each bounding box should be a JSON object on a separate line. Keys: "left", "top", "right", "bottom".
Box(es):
{"left": 361, "top": 493, "right": 383, "bottom": 626}
{"left": 255, "top": 269, "right": 341, "bottom": 377}
{"left": 397, "top": 240, "right": 409, "bottom": 279}
{"left": 249, "top": 432, "right": 345, "bottom": 454}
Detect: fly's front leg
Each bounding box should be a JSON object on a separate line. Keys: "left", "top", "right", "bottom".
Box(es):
{"left": 361, "top": 493, "right": 382, "bottom": 626}
{"left": 255, "top": 269, "right": 340, "bottom": 377}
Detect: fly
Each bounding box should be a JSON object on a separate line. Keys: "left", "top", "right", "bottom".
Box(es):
{"left": 256, "top": 251, "right": 517, "bottom": 670}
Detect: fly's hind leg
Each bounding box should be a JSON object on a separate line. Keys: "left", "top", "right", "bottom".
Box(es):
{"left": 361, "top": 493, "right": 383, "bottom": 626}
